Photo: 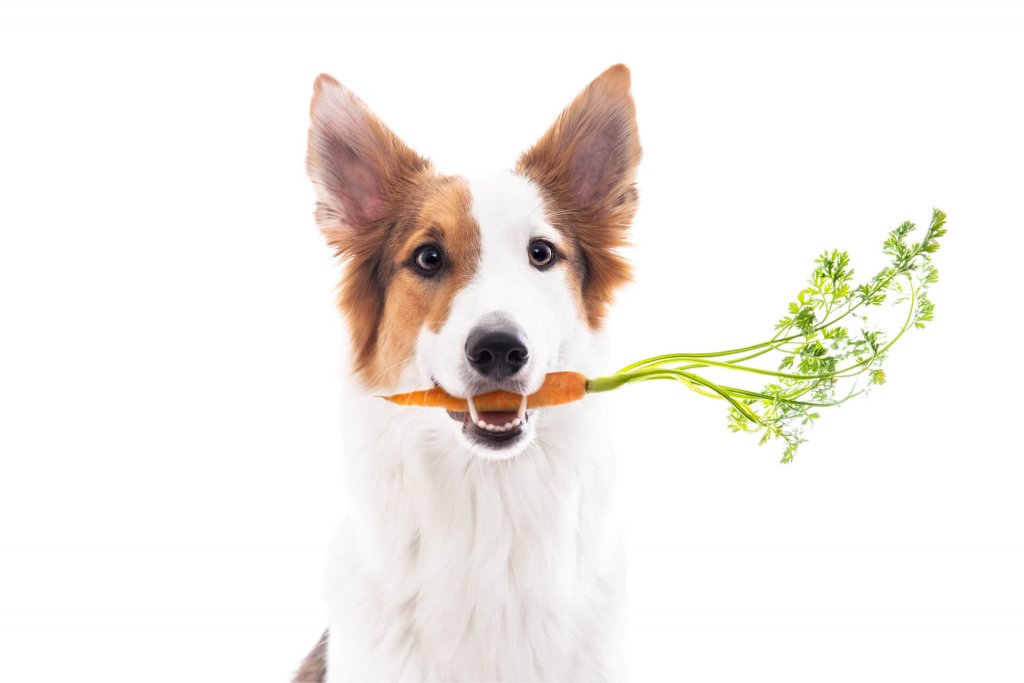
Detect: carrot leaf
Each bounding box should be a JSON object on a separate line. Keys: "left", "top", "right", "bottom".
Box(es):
{"left": 587, "top": 209, "right": 947, "bottom": 462}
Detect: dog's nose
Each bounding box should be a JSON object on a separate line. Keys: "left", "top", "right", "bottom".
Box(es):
{"left": 465, "top": 326, "right": 529, "bottom": 378}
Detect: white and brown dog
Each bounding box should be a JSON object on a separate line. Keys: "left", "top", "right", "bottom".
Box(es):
{"left": 296, "top": 64, "right": 641, "bottom": 682}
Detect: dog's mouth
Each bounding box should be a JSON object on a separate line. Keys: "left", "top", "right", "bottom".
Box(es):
{"left": 447, "top": 394, "right": 531, "bottom": 448}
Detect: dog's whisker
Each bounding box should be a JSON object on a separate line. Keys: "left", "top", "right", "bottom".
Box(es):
{"left": 366, "top": 353, "right": 418, "bottom": 388}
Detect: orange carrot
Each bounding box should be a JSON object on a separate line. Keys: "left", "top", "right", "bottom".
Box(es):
{"left": 382, "top": 371, "right": 589, "bottom": 412}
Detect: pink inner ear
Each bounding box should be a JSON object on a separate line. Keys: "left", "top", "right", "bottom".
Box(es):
{"left": 348, "top": 171, "right": 384, "bottom": 224}
{"left": 322, "top": 137, "right": 386, "bottom": 226}
{"left": 569, "top": 132, "right": 619, "bottom": 209}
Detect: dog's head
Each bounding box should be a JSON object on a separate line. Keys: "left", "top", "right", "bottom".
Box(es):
{"left": 306, "top": 65, "right": 640, "bottom": 459}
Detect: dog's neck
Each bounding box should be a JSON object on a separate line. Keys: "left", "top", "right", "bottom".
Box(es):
{"left": 324, "top": 380, "right": 623, "bottom": 679}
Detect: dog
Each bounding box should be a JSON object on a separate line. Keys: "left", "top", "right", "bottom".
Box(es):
{"left": 296, "top": 64, "right": 641, "bottom": 682}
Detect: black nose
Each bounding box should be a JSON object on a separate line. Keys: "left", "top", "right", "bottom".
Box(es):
{"left": 465, "top": 326, "right": 529, "bottom": 378}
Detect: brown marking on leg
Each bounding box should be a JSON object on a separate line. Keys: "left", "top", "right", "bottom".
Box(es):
{"left": 292, "top": 630, "right": 328, "bottom": 683}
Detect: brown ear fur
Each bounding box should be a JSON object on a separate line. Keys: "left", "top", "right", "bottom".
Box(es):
{"left": 516, "top": 64, "right": 641, "bottom": 328}
{"left": 306, "top": 74, "right": 431, "bottom": 253}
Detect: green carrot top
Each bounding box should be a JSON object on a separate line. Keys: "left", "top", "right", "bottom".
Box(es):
{"left": 586, "top": 209, "right": 947, "bottom": 462}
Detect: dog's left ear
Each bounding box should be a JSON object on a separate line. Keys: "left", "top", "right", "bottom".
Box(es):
{"left": 517, "top": 64, "right": 641, "bottom": 327}
{"left": 516, "top": 64, "right": 641, "bottom": 226}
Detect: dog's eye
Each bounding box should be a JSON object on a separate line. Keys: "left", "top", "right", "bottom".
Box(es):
{"left": 413, "top": 245, "right": 444, "bottom": 274}
{"left": 528, "top": 240, "right": 556, "bottom": 269}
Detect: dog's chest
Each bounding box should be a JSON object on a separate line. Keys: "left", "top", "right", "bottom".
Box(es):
{"left": 323, "top": 405, "right": 623, "bottom": 681}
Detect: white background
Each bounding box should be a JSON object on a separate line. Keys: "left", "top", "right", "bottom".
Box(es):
{"left": 2, "top": 1, "right": 1022, "bottom": 681}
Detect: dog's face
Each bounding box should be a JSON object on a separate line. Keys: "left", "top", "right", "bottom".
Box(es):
{"left": 307, "top": 66, "right": 640, "bottom": 459}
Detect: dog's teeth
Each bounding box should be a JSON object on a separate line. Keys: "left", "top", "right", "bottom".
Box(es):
{"left": 467, "top": 396, "right": 480, "bottom": 424}
{"left": 472, "top": 412, "right": 521, "bottom": 434}
{"left": 517, "top": 394, "right": 527, "bottom": 420}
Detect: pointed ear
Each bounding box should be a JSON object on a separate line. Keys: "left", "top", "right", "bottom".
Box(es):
{"left": 306, "top": 74, "right": 430, "bottom": 253}
{"left": 516, "top": 65, "right": 641, "bottom": 328}
{"left": 516, "top": 64, "right": 641, "bottom": 222}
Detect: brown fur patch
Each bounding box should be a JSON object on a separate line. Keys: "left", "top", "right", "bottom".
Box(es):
{"left": 363, "top": 176, "right": 480, "bottom": 387}
{"left": 292, "top": 630, "right": 327, "bottom": 683}
{"left": 515, "top": 64, "right": 642, "bottom": 328}
{"left": 307, "top": 75, "right": 481, "bottom": 388}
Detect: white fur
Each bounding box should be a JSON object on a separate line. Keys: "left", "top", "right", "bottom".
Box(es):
{"left": 322, "top": 172, "right": 626, "bottom": 681}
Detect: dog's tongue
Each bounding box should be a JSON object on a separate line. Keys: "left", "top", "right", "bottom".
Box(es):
{"left": 477, "top": 411, "right": 519, "bottom": 426}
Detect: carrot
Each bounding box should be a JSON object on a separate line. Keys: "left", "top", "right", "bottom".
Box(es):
{"left": 382, "top": 371, "right": 589, "bottom": 412}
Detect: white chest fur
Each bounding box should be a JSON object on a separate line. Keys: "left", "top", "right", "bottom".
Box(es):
{"left": 323, "top": 391, "right": 625, "bottom": 682}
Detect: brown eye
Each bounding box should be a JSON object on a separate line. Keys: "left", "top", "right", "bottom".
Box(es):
{"left": 413, "top": 245, "right": 443, "bottom": 275}
{"left": 528, "top": 240, "right": 556, "bottom": 269}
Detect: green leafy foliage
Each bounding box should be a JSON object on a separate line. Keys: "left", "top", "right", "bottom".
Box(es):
{"left": 587, "top": 209, "right": 947, "bottom": 462}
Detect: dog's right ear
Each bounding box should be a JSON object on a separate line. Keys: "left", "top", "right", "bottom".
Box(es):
{"left": 306, "top": 74, "right": 430, "bottom": 254}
